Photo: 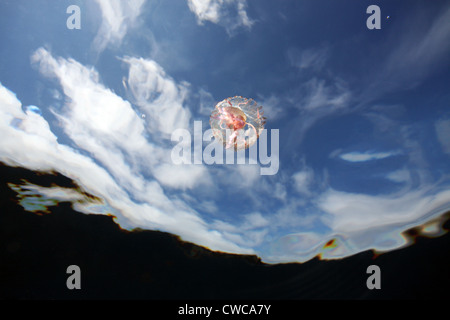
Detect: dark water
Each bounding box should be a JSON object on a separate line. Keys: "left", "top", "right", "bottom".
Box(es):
{"left": 1, "top": 163, "right": 449, "bottom": 300}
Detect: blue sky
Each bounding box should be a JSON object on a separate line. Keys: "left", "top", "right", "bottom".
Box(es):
{"left": 1, "top": 0, "right": 450, "bottom": 263}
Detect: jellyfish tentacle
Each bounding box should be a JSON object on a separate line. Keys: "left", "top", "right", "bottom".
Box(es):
{"left": 226, "top": 130, "right": 239, "bottom": 149}
{"left": 246, "top": 122, "right": 258, "bottom": 137}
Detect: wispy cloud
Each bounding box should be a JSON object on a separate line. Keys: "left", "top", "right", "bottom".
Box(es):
{"left": 31, "top": 48, "right": 212, "bottom": 193}
{"left": 14, "top": 49, "right": 254, "bottom": 255}
{"left": 2, "top": 71, "right": 449, "bottom": 263}
{"left": 122, "top": 56, "right": 192, "bottom": 136}
{"left": 360, "top": 4, "right": 450, "bottom": 103}
{"left": 283, "top": 77, "right": 352, "bottom": 148}
{"left": 292, "top": 167, "right": 314, "bottom": 195}
{"left": 187, "top": 0, "right": 253, "bottom": 34}
{"left": 256, "top": 94, "right": 284, "bottom": 121}
{"left": 339, "top": 150, "right": 399, "bottom": 162}
{"left": 386, "top": 5, "right": 450, "bottom": 82}
{"left": 187, "top": 0, "right": 222, "bottom": 24}
{"left": 299, "top": 78, "right": 350, "bottom": 111}
{"left": 386, "top": 168, "right": 411, "bottom": 183}
{"left": 287, "top": 45, "right": 329, "bottom": 71}
{"left": 318, "top": 187, "right": 450, "bottom": 249}
{"left": 1, "top": 1, "right": 449, "bottom": 266}
{"left": 93, "top": 0, "right": 146, "bottom": 53}
{"left": 435, "top": 118, "right": 450, "bottom": 155}
{"left": 197, "top": 88, "right": 217, "bottom": 116}
{"left": 212, "top": 211, "right": 270, "bottom": 248}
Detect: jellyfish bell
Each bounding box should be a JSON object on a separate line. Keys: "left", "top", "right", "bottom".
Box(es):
{"left": 210, "top": 96, "right": 266, "bottom": 151}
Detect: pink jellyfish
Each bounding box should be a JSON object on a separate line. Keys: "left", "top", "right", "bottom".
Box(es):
{"left": 210, "top": 96, "right": 266, "bottom": 150}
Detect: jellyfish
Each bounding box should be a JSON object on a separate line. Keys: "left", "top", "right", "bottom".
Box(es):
{"left": 210, "top": 96, "right": 266, "bottom": 150}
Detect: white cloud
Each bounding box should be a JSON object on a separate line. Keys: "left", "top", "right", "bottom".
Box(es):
{"left": 361, "top": 5, "right": 450, "bottom": 102}
{"left": 31, "top": 49, "right": 148, "bottom": 150}
{"left": 256, "top": 94, "right": 283, "bottom": 120}
{"left": 288, "top": 45, "right": 329, "bottom": 70}
{"left": 283, "top": 77, "right": 353, "bottom": 149}
{"left": 0, "top": 83, "right": 137, "bottom": 225}
{"left": 292, "top": 167, "right": 314, "bottom": 195}
{"left": 32, "top": 49, "right": 208, "bottom": 193}
{"left": 386, "top": 168, "right": 411, "bottom": 183}
{"left": 187, "top": 0, "right": 253, "bottom": 34}
{"left": 273, "top": 182, "right": 287, "bottom": 201}
{"left": 212, "top": 211, "right": 270, "bottom": 248}
{"left": 242, "top": 212, "right": 270, "bottom": 229}
{"left": 0, "top": 80, "right": 239, "bottom": 253}
{"left": 435, "top": 118, "right": 450, "bottom": 154}
{"left": 152, "top": 163, "right": 211, "bottom": 190}
{"left": 318, "top": 187, "right": 450, "bottom": 244}
{"left": 187, "top": 0, "right": 222, "bottom": 23}
{"left": 93, "top": 0, "right": 146, "bottom": 52}
{"left": 0, "top": 50, "right": 256, "bottom": 255}
{"left": 272, "top": 201, "right": 318, "bottom": 229}
{"left": 123, "top": 56, "right": 192, "bottom": 136}
{"left": 220, "top": 164, "right": 261, "bottom": 189}
{"left": 300, "top": 78, "right": 350, "bottom": 111}
{"left": 339, "top": 150, "right": 398, "bottom": 162}
{"left": 197, "top": 88, "right": 216, "bottom": 116}
{"left": 386, "top": 6, "right": 450, "bottom": 81}
{"left": 3, "top": 71, "right": 449, "bottom": 263}
{"left": 196, "top": 200, "right": 218, "bottom": 214}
